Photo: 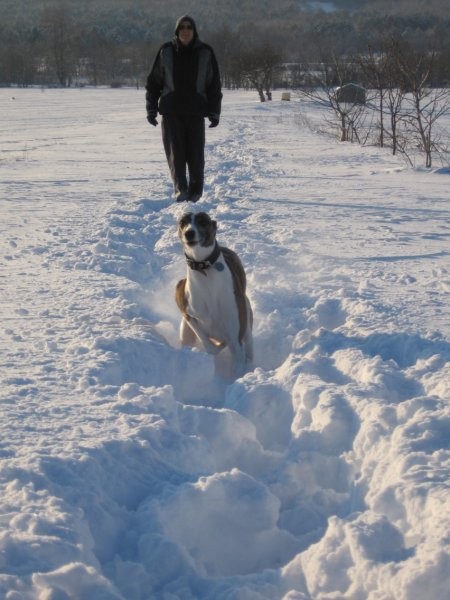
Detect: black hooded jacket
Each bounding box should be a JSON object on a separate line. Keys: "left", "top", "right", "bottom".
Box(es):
{"left": 145, "top": 16, "right": 222, "bottom": 119}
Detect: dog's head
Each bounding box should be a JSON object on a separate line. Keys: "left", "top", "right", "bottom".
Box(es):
{"left": 178, "top": 212, "right": 217, "bottom": 253}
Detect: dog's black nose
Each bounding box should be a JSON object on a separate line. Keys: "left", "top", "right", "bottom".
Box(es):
{"left": 185, "top": 229, "right": 196, "bottom": 241}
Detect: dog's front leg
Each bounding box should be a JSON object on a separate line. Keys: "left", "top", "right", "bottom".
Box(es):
{"left": 184, "top": 318, "right": 224, "bottom": 355}
{"left": 180, "top": 318, "right": 197, "bottom": 347}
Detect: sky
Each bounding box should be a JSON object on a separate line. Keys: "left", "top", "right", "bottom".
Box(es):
{"left": 0, "top": 87, "right": 449, "bottom": 599}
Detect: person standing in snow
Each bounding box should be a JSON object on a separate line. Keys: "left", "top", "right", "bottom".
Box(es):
{"left": 145, "top": 15, "right": 222, "bottom": 203}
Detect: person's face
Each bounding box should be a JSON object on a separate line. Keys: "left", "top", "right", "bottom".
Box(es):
{"left": 178, "top": 20, "right": 194, "bottom": 45}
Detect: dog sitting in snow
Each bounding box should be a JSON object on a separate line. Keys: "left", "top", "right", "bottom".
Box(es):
{"left": 175, "top": 211, "right": 253, "bottom": 380}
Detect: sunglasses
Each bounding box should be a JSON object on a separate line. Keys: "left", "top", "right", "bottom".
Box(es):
{"left": 179, "top": 24, "right": 193, "bottom": 30}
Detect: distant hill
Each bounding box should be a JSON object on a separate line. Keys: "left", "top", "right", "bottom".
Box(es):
{"left": 3, "top": 0, "right": 449, "bottom": 52}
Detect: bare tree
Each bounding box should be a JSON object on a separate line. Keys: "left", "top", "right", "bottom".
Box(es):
{"left": 382, "top": 87, "right": 405, "bottom": 156}
{"left": 0, "top": 40, "right": 38, "bottom": 86}
{"left": 206, "top": 26, "right": 240, "bottom": 90}
{"left": 297, "top": 54, "right": 367, "bottom": 142}
{"left": 358, "top": 45, "right": 389, "bottom": 147}
{"left": 404, "top": 85, "right": 450, "bottom": 168}
{"left": 81, "top": 27, "right": 107, "bottom": 87}
{"left": 370, "top": 39, "right": 408, "bottom": 156}
{"left": 237, "top": 43, "right": 282, "bottom": 102}
{"left": 391, "top": 42, "right": 450, "bottom": 167}
{"left": 40, "top": 4, "right": 75, "bottom": 86}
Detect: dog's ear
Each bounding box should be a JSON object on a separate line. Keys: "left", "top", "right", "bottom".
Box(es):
{"left": 211, "top": 219, "right": 217, "bottom": 233}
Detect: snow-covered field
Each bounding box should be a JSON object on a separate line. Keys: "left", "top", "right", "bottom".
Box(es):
{"left": 1, "top": 87, "right": 449, "bottom": 599}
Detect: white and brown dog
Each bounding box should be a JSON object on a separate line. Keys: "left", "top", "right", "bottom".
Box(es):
{"left": 175, "top": 211, "right": 253, "bottom": 380}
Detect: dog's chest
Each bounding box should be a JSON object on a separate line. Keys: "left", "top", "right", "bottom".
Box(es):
{"left": 186, "top": 260, "right": 236, "bottom": 319}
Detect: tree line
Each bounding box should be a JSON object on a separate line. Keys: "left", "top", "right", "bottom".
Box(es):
{"left": 1, "top": 3, "right": 450, "bottom": 89}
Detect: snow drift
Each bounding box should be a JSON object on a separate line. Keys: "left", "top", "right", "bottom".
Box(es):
{"left": 0, "top": 88, "right": 449, "bottom": 599}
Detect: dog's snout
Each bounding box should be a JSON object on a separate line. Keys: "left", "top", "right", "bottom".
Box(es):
{"left": 185, "top": 229, "right": 196, "bottom": 241}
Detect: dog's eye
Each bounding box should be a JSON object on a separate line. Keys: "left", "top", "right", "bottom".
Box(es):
{"left": 179, "top": 215, "right": 192, "bottom": 228}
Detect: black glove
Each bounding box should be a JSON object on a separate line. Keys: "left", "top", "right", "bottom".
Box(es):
{"left": 208, "top": 116, "right": 219, "bottom": 128}
{"left": 147, "top": 113, "right": 158, "bottom": 126}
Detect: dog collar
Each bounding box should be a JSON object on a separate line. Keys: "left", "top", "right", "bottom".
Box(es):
{"left": 185, "top": 243, "right": 221, "bottom": 272}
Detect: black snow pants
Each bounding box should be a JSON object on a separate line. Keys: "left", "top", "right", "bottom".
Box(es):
{"left": 161, "top": 114, "right": 205, "bottom": 199}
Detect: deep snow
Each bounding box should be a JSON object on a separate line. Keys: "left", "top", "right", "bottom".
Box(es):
{"left": 0, "top": 87, "right": 449, "bottom": 599}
